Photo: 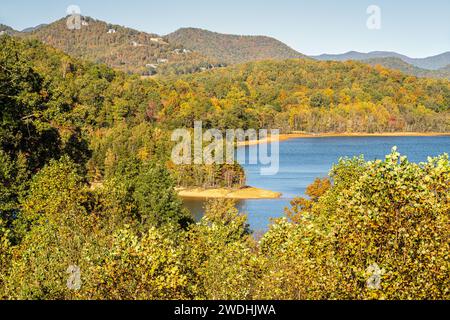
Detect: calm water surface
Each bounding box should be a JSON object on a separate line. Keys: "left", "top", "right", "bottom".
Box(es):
{"left": 183, "top": 136, "right": 450, "bottom": 232}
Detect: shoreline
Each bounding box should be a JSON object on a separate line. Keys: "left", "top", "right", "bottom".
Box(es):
{"left": 238, "top": 132, "right": 450, "bottom": 146}
{"left": 177, "top": 187, "right": 282, "bottom": 200}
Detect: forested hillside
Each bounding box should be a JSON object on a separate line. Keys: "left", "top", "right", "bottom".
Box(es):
{"left": 0, "top": 24, "right": 17, "bottom": 35}
{"left": 0, "top": 35, "right": 449, "bottom": 300}
{"left": 19, "top": 17, "right": 222, "bottom": 76}
{"left": 167, "top": 27, "right": 307, "bottom": 64}
{"left": 313, "top": 50, "right": 450, "bottom": 70}
{"left": 158, "top": 59, "right": 450, "bottom": 133}
{"left": 14, "top": 16, "right": 450, "bottom": 82}
{"left": 364, "top": 57, "right": 450, "bottom": 80}
{"left": 1, "top": 35, "right": 448, "bottom": 183}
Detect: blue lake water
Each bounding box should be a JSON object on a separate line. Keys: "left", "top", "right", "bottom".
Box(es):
{"left": 183, "top": 136, "right": 450, "bottom": 232}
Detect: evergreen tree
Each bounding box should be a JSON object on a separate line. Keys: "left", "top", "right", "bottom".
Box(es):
{"left": 133, "top": 161, "right": 193, "bottom": 229}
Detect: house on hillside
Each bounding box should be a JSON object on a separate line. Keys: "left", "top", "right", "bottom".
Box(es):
{"left": 157, "top": 58, "right": 169, "bottom": 64}
{"left": 107, "top": 29, "right": 116, "bottom": 34}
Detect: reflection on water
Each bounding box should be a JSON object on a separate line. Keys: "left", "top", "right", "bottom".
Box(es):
{"left": 183, "top": 136, "right": 450, "bottom": 232}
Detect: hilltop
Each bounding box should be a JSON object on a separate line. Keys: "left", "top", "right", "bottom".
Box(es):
{"left": 17, "top": 17, "right": 221, "bottom": 75}
{"left": 12, "top": 17, "right": 307, "bottom": 75}
{"left": 167, "top": 27, "right": 307, "bottom": 64}
{"left": 9, "top": 17, "right": 450, "bottom": 80}
{"left": 21, "top": 23, "right": 48, "bottom": 33}
{"left": 0, "top": 24, "right": 18, "bottom": 35}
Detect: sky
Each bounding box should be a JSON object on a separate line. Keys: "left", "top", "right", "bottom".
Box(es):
{"left": 1, "top": 0, "right": 449, "bottom": 57}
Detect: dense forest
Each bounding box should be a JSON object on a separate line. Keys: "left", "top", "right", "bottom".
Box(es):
{"left": 167, "top": 27, "right": 306, "bottom": 64}
{"left": 159, "top": 59, "right": 450, "bottom": 133}
{"left": 0, "top": 35, "right": 449, "bottom": 300}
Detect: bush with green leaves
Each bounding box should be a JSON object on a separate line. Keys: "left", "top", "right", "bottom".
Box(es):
{"left": 3, "top": 157, "right": 93, "bottom": 299}
{"left": 331, "top": 148, "right": 449, "bottom": 299}
{"left": 81, "top": 226, "right": 194, "bottom": 300}
{"left": 260, "top": 148, "right": 449, "bottom": 300}
{"left": 186, "top": 199, "right": 258, "bottom": 300}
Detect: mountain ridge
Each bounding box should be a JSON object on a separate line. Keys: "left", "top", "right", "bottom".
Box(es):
{"left": 0, "top": 24, "right": 18, "bottom": 35}
{"left": 4, "top": 17, "right": 450, "bottom": 80}
{"left": 9, "top": 17, "right": 310, "bottom": 75}
{"left": 166, "top": 27, "right": 307, "bottom": 64}
{"left": 364, "top": 57, "right": 450, "bottom": 80}
{"left": 21, "top": 24, "right": 48, "bottom": 33}
{"left": 16, "top": 16, "right": 221, "bottom": 76}
{"left": 312, "top": 51, "right": 450, "bottom": 70}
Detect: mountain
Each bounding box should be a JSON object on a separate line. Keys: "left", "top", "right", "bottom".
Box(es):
{"left": 9, "top": 16, "right": 449, "bottom": 79}
{"left": 167, "top": 27, "right": 307, "bottom": 64}
{"left": 16, "top": 18, "right": 308, "bottom": 75}
{"left": 0, "top": 24, "right": 18, "bottom": 35}
{"left": 312, "top": 51, "right": 450, "bottom": 70}
{"left": 409, "top": 52, "right": 450, "bottom": 70}
{"left": 364, "top": 57, "right": 450, "bottom": 80}
{"left": 21, "top": 24, "right": 48, "bottom": 33}
{"left": 313, "top": 51, "right": 406, "bottom": 62}
{"left": 18, "top": 17, "right": 221, "bottom": 76}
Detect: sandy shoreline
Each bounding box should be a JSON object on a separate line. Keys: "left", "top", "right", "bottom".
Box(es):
{"left": 177, "top": 187, "right": 282, "bottom": 200}
{"left": 237, "top": 132, "right": 450, "bottom": 146}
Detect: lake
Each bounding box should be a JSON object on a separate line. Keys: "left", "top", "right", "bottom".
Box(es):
{"left": 183, "top": 136, "right": 450, "bottom": 232}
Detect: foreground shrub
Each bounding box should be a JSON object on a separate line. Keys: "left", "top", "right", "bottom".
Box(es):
{"left": 260, "top": 149, "right": 449, "bottom": 300}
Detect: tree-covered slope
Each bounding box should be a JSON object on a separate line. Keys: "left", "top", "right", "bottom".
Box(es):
{"left": 19, "top": 17, "right": 221, "bottom": 76}
{"left": 312, "top": 51, "right": 450, "bottom": 71}
{"left": 159, "top": 59, "right": 450, "bottom": 132}
{"left": 364, "top": 57, "right": 450, "bottom": 80}
{"left": 1, "top": 35, "right": 449, "bottom": 301}
{"left": 0, "top": 24, "right": 18, "bottom": 35}
{"left": 167, "top": 27, "right": 307, "bottom": 64}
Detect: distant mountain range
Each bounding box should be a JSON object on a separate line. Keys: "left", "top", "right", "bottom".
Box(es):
{"left": 1, "top": 18, "right": 307, "bottom": 75}
{"left": 167, "top": 27, "right": 307, "bottom": 64}
{"left": 21, "top": 24, "right": 48, "bottom": 33}
{"left": 312, "top": 51, "right": 450, "bottom": 71}
{"left": 311, "top": 51, "right": 450, "bottom": 80}
{"left": 363, "top": 57, "right": 450, "bottom": 80}
{"left": 1, "top": 17, "right": 449, "bottom": 80}
{"left": 0, "top": 23, "right": 48, "bottom": 34}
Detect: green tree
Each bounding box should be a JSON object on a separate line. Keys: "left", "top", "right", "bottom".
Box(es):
{"left": 0, "top": 36, "right": 62, "bottom": 172}
{"left": 133, "top": 161, "right": 193, "bottom": 229}
{"left": 0, "top": 151, "right": 29, "bottom": 225}
{"left": 4, "top": 158, "right": 93, "bottom": 300}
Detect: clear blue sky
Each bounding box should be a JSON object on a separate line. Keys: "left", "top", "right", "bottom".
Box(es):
{"left": 1, "top": 0, "right": 449, "bottom": 57}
